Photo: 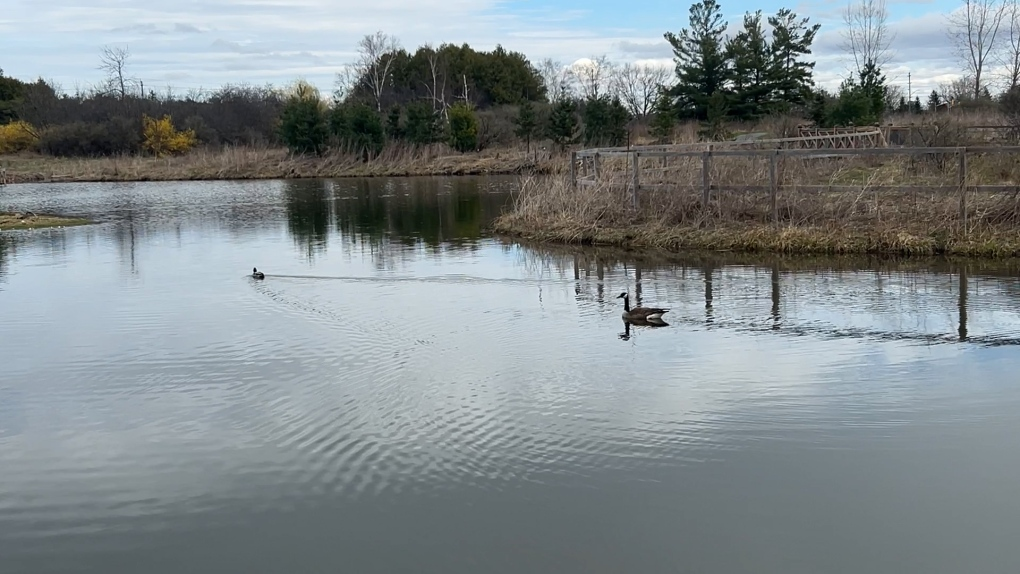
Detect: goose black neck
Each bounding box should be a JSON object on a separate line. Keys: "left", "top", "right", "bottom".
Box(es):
{"left": 623, "top": 295, "right": 630, "bottom": 311}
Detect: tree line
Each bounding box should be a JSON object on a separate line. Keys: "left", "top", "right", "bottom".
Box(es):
{"left": 7, "top": 0, "right": 1020, "bottom": 159}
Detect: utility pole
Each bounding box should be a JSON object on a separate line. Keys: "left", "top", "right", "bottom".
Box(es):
{"left": 907, "top": 72, "right": 912, "bottom": 103}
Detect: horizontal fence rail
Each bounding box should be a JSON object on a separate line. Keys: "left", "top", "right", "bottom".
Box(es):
{"left": 567, "top": 145, "right": 1020, "bottom": 236}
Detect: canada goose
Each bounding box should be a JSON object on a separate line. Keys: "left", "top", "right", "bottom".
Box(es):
{"left": 617, "top": 292, "right": 669, "bottom": 321}
{"left": 252, "top": 267, "right": 265, "bottom": 280}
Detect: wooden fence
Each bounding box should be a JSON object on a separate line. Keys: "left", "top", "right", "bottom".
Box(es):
{"left": 569, "top": 145, "right": 1020, "bottom": 235}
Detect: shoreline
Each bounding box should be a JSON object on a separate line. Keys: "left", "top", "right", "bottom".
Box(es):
{"left": 0, "top": 212, "right": 92, "bottom": 231}
{"left": 490, "top": 219, "right": 1020, "bottom": 259}
{"left": 0, "top": 147, "right": 556, "bottom": 184}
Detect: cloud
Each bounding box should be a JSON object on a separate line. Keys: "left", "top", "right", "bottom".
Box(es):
{"left": 616, "top": 40, "right": 673, "bottom": 58}
{"left": 1, "top": 0, "right": 971, "bottom": 97}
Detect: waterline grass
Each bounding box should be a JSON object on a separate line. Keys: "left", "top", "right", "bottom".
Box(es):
{"left": 1, "top": 144, "right": 560, "bottom": 183}
{"left": 492, "top": 172, "right": 1020, "bottom": 258}
{"left": 0, "top": 212, "right": 91, "bottom": 231}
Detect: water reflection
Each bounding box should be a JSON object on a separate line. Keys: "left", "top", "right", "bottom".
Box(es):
{"left": 274, "top": 177, "right": 513, "bottom": 265}
{"left": 3, "top": 179, "right": 1020, "bottom": 574}
{"left": 283, "top": 179, "right": 332, "bottom": 260}
{"left": 549, "top": 244, "right": 1020, "bottom": 347}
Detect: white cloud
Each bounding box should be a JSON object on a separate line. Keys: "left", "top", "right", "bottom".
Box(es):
{"left": 2, "top": 0, "right": 971, "bottom": 98}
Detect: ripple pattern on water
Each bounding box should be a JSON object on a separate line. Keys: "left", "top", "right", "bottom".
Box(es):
{"left": 3, "top": 179, "right": 1020, "bottom": 573}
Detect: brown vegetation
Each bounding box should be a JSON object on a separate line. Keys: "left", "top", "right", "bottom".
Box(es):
{"left": 493, "top": 114, "right": 1020, "bottom": 258}
{"left": 0, "top": 211, "right": 91, "bottom": 230}
{"left": 1, "top": 142, "right": 561, "bottom": 183}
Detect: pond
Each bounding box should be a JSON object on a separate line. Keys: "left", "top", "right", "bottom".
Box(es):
{"left": 2, "top": 176, "right": 1020, "bottom": 574}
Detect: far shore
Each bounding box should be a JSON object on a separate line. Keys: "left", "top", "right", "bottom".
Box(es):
{"left": 490, "top": 220, "right": 1020, "bottom": 259}
{"left": 0, "top": 145, "right": 558, "bottom": 184}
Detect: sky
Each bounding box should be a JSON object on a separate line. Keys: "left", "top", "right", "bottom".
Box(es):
{"left": 0, "top": 0, "right": 977, "bottom": 101}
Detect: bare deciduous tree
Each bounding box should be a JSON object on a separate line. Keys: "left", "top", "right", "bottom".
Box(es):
{"left": 421, "top": 43, "right": 449, "bottom": 118}
{"left": 98, "top": 45, "right": 139, "bottom": 99}
{"left": 999, "top": 0, "right": 1020, "bottom": 90}
{"left": 354, "top": 31, "right": 401, "bottom": 111}
{"left": 948, "top": 0, "right": 1008, "bottom": 99}
{"left": 571, "top": 55, "right": 614, "bottom": 101}
{"left": 939, "top": 76, "right": 974, "bottom": 103}
{"left": 537, "top": 58, "right": 574, "bottom": 101}
{"left": 612, "top": 62, "right": 671, "bottom": 117}
{"left": 333, "top": 64, "right": 360, "bottom": 102}
{"left": 841, "top": 0, "right": 895, "bottom": 74}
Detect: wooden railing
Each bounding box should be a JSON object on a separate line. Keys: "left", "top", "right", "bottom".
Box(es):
{"left": 569, "top": 145, "right": 1020, "bottom": 236}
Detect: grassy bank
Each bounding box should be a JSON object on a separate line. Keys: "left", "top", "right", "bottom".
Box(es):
{"left": 493, "top": 168, "right": 1020, "bottom": 258}
{"left": 0, "top": 212, "right": 92, "bottom": 231}
{"left": 1, "top": 144, "right": 559, "bottom": 183}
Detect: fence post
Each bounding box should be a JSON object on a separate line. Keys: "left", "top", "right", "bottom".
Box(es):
{"left": 594, "top": 152, "right": 601, "bottom": 181}
{"left": 570, "top": 150, "right": 577, "bottom": 189}
{"left": 958, "top": 148, "right": 968, "bottom": 237}
{"left": 631, "top": 151, "right": 640, "bottom": 209}
{"left": 701, "top": 148, "right": 712, "bottom": 210}
{"left": 769, "top": 151, "right": 779, "bottom": 224}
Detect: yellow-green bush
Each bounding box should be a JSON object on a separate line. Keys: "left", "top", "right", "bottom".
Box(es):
{"left": 0, "top": 120, "right": 39, "bottom": 153}
{"left": 142, "top": 114, "right": 197, "bottom": 157}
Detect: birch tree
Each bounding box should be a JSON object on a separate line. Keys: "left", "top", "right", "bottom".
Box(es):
{"left": 948, "top": 0, "right": 1008, "bottom": 99}
{"left": 421, "top": 43, "right": 449, "bottom": 119}
{"left": 355, "top": 31, "right": 401, "bottom": 111}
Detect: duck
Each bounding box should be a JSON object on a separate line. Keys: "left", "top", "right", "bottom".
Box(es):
{"left": 252, "top": 267, "right": 265, "bottom": 280}
{"left": 617, "top": 292, "right": 669, "bottom": 321}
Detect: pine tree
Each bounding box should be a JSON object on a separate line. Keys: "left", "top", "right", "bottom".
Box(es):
{"left": 649, "top": 91, "right": 677, "bottom": 143}
{"left": 698, "top": 90, "right": 731, "bottom": 141}
{"left": 928, "top": 90, "right": 941, "bottom": 112}
{"left": 546, "top": 94, "right": 579, "bottom": 150}
{"left": 768, "top": 8, "right": 821, "bottom": 112}
{"left": 278, "top": 95, "right": 328, "bottom": 155}
{"left": 582, "top": 96, "right": 631, "bottom": 147}
{"left": 447, "top": 102, "right": 479, "bottom": 152}
{"left": 664, "top": 0, "right": 730, "bottom": 120}
{"left": 385, "top": 105, "right": 402, "bottom": 140}
{"left": 512, "top": 99, "right": 538, "bottom": 153}
{"left": 726, "top": 10, "right": 773, "bottom": 119}
{"left": 404, "top": 101, "right": 442, "bottom": 146}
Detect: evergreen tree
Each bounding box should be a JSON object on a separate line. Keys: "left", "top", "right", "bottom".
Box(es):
{"left": 329, "top": 103, "right": 385, "bottom": 158}
{"left": 385, "top": 105, "right": 403, "bottom": 140}
{"left": 927, "top": 90, "right": 941, "bottom": 112}
{"left": 546, "top": 94, "right": 579, "bottom": 150}
{"left": 826, "top": 63, "right": 886, "bottom": 127}
{"left": 278, "top": 94, "right": 328, "bottom": 155}
{"left": 664, "top": 0, "right": 730, "bottom": 120}
{"left": 581, "top": 96, "right": 631, "bottom": 147}
{"left": 912, "top": 96, "right": 923, "bottom": 113}
{"left": 726, "top": 10, "right": 773, "bottom": 119}
{"left": 768, "top": 8, "right": 821, "bottom": 111}
{"left": 404, "top": 101, "right": 443, "bottom": 146}
{"left": 808, "top": 90, "right": 829, "bottom": 125}
{"left": 447, "top": 102, "right": 479, "bottom": 152}
{"left": 698, "top": 90, "right": 731, "bottom": 140}
{"left": 512, "top": 99, "right": 539, "bottom": 153}
{"left": 649, "top": 91, "right": 677, "bottom": 143}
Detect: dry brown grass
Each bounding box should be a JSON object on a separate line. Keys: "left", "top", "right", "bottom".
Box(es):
{"left": 0, "top": 211, "right": 91, "bottom": 230}
{"left": 1, "top": 142, "right": 562, "bottom": 183}
{"left": 494, "top": 150, "right": 1020, "bottom": 258}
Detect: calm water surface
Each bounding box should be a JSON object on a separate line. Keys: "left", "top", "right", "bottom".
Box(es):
{"left": 2, "top": 176, "right": 1020, "bottom": 574}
